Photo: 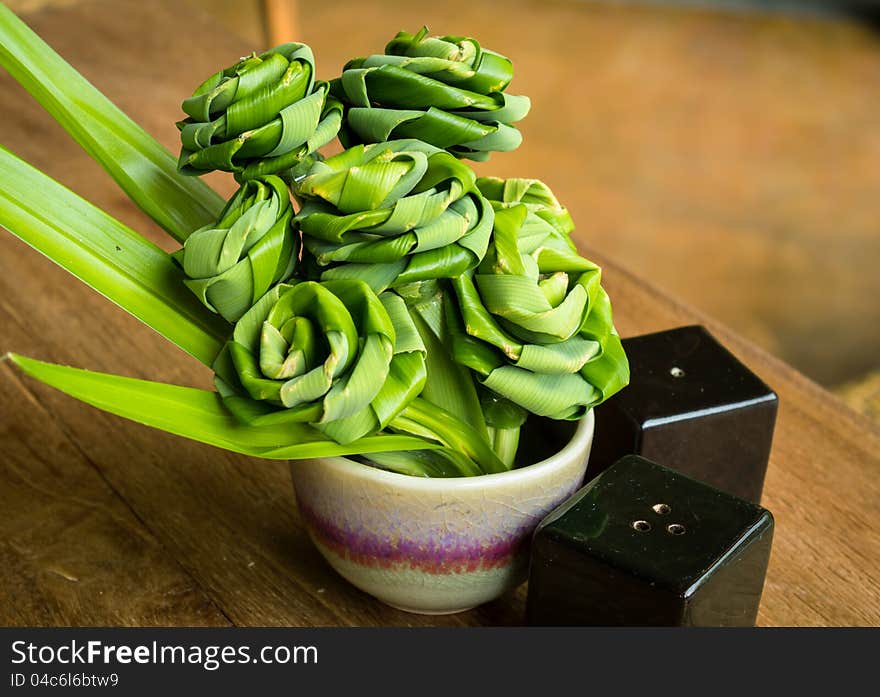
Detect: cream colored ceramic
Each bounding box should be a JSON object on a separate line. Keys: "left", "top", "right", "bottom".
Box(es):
{"left": 289, "top": 411, "right": 595, "bottom": 614}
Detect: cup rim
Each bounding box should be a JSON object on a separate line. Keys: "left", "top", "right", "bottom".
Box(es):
{"left": 291, "top": 409, "right": 594, "bottom": 492}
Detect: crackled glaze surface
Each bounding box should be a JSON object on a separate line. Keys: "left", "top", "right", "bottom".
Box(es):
{"left": 290, "top": 412, "right": 594, "bottom": 614}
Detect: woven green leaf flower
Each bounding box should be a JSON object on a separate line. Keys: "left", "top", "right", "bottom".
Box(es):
{"left": 212, "top": 278, "right": 427, "bottom": 445}
{"left": 292, "top": 139, "right": 494, "bottom": 291}
{"left": 0, "top": 7, "right": 633, "bottom": 479}
{"left": 172, "top": 176, "right": 297, "bottom": 323}
{"left": 448, "top": 179, "right": 629, "bottom": 419}
{"left": 476, "top": 176, "right": 575, "bottom": 245}
{"left": 331, "top": 27, "right": 530, "bottom": 162}
{"left": 177, "top": 43, "right": 342, "bottom": 179}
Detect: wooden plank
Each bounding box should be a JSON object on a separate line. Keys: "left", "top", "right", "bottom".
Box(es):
{"left": 0, "top": 351, "right": 229, "bottom": 626}
{"left": 0, "top": 0, "right": 877, "bottom": 627}
{"left": 263, "top": 0, "right": 299, "bottom": 46}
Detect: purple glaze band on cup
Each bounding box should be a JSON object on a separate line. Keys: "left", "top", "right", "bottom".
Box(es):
{"left": 290, "top": 411, "right": 595, "bottom": 614}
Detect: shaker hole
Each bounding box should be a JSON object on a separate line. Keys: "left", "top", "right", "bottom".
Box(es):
{"left": 652, "top": 503, "right": 671, "bottom": 515}
{"left": 632, "top": 520, "right": 652, "bottom": 532}
{"left": 667, "top": 523, "right": 686, "bottom": 536}
{"left": 669, "top": 366, "right": 685, "bottom": 378}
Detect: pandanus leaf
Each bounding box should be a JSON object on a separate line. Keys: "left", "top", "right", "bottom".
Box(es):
{"left": 407, "top": 297, "right": 488, "bottom": 440}
{"left": 0, "top": 146, "right": 228, "bottom": 366}
{"left": 332, "top": 27, "right": 530, "bottom": 161}
{"left": 293, "top": 139, "right": 493, "bottom": 291}
{"left": 449, "top": 178, "right": 629, "bottom": 419}
{"left": 0, "top": 5, "right": 223, "bottom": 242}
{"left": 390, "top": 398, "right": 505, "bottom": 475}
{"left": 476, "top": 176, "right": 577, "bottom": 253}
{"left": 173, "top": 175, "right": 298, "bottom": 322}
{"left": 177, "top": 43, "right": 342, "bottom": 180}
{"left": 360, "top": 449, "right": 482, "bottom": 478}
{"left": 5, "top": 353, "right": 439, "bottom": 460}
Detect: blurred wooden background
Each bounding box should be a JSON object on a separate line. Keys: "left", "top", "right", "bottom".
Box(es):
{"left": 5, "top": 0, "right": 879, "bottom": 418}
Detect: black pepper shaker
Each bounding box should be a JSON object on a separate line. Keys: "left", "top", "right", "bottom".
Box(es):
{"left": 526, "top": 455, "right": 774, "bottom": 626}
{"left": 589, "top": 325, "right": 777, "bottom": 503}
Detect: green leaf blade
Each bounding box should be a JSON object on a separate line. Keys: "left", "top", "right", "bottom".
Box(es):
{"left": 6, "top": 353, "right": 439, "bottom": 460}
{"left": 0, "top": 146, "right": 229, "bottom": 366}
{"left": 0, "top": 4, "right": 224, "bottom": 241}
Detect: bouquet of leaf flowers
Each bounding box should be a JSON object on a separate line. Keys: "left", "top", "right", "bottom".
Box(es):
{"left": 0, "top": 13, "right": 628, "bottom": 477}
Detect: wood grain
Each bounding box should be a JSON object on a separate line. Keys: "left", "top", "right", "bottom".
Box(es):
{"left": 0, "top": 0, "right": 878, "bottom": 627}
{"left": 0, "top": 348, "right": 229, "bottom": 626}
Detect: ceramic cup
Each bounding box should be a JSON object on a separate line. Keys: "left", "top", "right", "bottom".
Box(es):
{"left": 289, "top": 410, "right": 594, "bottom": 614}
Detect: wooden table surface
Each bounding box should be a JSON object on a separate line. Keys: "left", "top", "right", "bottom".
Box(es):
{"left": 1, "top": 0, "right": 878, "bottom": 627}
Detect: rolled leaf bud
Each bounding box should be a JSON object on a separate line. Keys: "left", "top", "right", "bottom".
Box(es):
{"left": 213, "top": 279, "right": 427, "bottom": 445}
{"left": 173, "top": 176, "right": 297, "bottom": 323}
{"left": 476, "top": 176, "right": 575, "bottom": 245}
{"left": 177, "top": 43, "right": 342, "bottom": 179}
{"left": 292, "top": 139, "right": 494, "bottom": 292}
{"left": 331, "top": 27, "right": 530, "bottom": 161}
{"left": 448, "top": 180, "right": 629, "bottom": 420}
